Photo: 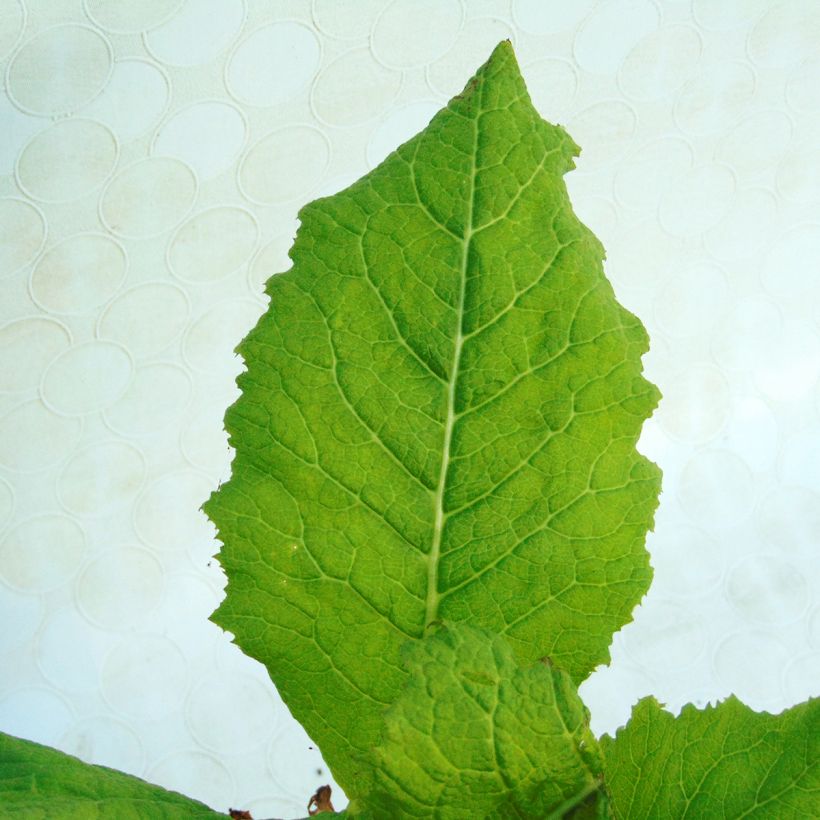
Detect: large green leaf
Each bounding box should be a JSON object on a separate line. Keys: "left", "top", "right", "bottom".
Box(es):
{"left": 205, "top": 40, "right": 660, "bottom": 796}
{"left": 600, "top": 696, "right": 820, "bottom": 819}
{"left": 359, "top": 623, "right": 607, "bottom": 819}
{"left": 0, "top": 731, "right": 224, "bottom": 818}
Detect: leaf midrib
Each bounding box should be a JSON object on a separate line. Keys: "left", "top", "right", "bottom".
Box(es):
{"left": 425, "top": 87, "right": 482, "bottom": 631}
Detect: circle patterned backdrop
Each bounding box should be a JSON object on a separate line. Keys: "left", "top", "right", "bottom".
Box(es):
{"left": 1, "top": 1, "right": 819, "bottom": 816}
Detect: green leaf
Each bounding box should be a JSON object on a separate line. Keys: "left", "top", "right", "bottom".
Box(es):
{"left": 204, "top": 40, "right": 660, "bottom": 797}
{"left": 0, "top": 731, "right": 224, "bottom": 818}
{"left": 357, "top": 622, "right": 607, "bottom": 819}
{"left": 600, "top": 696, "right": 820, "bottom": 819}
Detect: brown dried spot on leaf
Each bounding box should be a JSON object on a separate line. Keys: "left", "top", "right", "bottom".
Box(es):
{"left": 307, "top": 784, "right": 335, "bottom": 815}
{"left": 228, "top": 810, "right": 252, "bottom": 819}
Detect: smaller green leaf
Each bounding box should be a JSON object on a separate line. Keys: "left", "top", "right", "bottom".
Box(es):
{"left": 0, "top": 731, "right": 224, "bottom": 818}
{"left": 357, "top": 623, "right": 607, "bottom": 819}
{"left": 601, "top": 696, "right": 820, "bottom": 819}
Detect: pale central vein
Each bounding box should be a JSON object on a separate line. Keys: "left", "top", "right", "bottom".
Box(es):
{"left": 425, "top": 98, "right": 481, "bottom": 630}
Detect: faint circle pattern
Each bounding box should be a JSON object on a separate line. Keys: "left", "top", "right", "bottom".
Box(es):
{"left": 567, "top": 100, "right": 636, "bottom": 168}
{"left": 97, "top": 282, "right": 190, "bottom": 359}
{"left": 811, "top": 607, "right": 820, "bottom": 648}
{"left": 753, "top": 322, "right": 820, "bottom": 401}
{"left": 0, "top": 0, "right": 24, "bottom": 61}
{"left": 713, "top": 631, "right": 789, "bottom": 708}
{"left": 77, "top": 547, "right": 164, "bottom": 629}
{"left": 36, "top": 607, "right": 108, "bottom": 693}
{"left": 0, "top": 586, "right": 41, "bottom": 655}
{"left": 618, "top": 25, "right": 702, "bottom": 101}
{"left": 41, "top": 341, "right": 133, "bottom": 416}
{"left": 573, "top": 0, "right": 658, "bottom": 75}
{"left": 761, "top": 225, "right": 820, "bottom": 307}
{"left": 613, "top": 137, "right": 693, "bottom": 212}
{"left": 159, "top": 572, "right": 223, "bottom": 650}
{"left": 512, "top": 0, "right": 595, "bottom": 35}
{"left": 703, "top": 188, "right": 776, "bottom": 262}
{"left": 104, "top": 363, "right": 192, "bottom": 436}
{"left": 0, "top": 317, "right": 71, "bottom": 393}
{"left": 674, "top": 61, "right": 756, "bottom": 136}
{"left": 658, "top": 164, "right": 735, "bottom": 237}
{"left": 715, "top": 110, "right": 793, "bottom": 176}
{"left": 786, "top": 57, "right": 820, "bottom": 112}
{"left": 757, "top": 486, "right": 820, "bottom": 556}
{"left": 6, "top": 24, "right": 112, "bottom": 115}
{"left": 134, "top": 470, "right": 214, "bottom": 553}
{"left": 621, "top": 603, "right": 705, "bottom": 670}
{"left": 183, "top": 299, "right": 263, "bottom": 375}
{"left": 783, "top": 653, "right": 820, "bottom": 703}
{"left": 267, "top": 722, "right": 334, "bottom": 799}
{"left": 168, "top": 206, "right": 258, "bottom": 283}
{"left": 522, "top": 58, "right": 578, "bottom": 124}
{"left": 186, "top": 673, "right": 278, "bottom": 753}
{"left": 144, "top": 0, "right": 245, "bottom": 66}
{"left": 678, "top": 449, "right": 754, "bottom": 530}
{"left": 312, "top": 0, "right": 383, "bottom": 39}
{"left": 102, "top": 634, "right": 188, "bottom": 719}
{"left": 710, "top": 296, "right": 782, "bottom": 372}
{"left": 726, "top": 554, "right": 809, "bottom": 625}
{"left": 0, "top": 198, "right": 45, "bottom": 277}
{"left": 776, "top": 139, "right": 820, "bottom": 204}
{"left": 0, "top": 400, "right": 82, "bottom": 472}
{"left": 0, "top": 688, "right": 74, "bottom": 747}
{"left": 657, "top": 365, "right": 729, "bottom": 444}
{"left": 0, "top": 514, "right": 86, "bottom": 592}
{"left": 366, "top": 101, "right": 441, "bottom": 169}
{"left": 372, "top": 0, "right": 463, "bottom": 69}
{"left": 603, "top": 220, "right": 670, "bottom": 288}
{"left": 57, "top": 440, "right": 146, "bottom": 517}
{"left": 83, "top": 0, "right": 184, "bottom": 34}
{"left": 148, "top": 751, "right": 235, "bottom": 810}
{"left": 153, "top": 101, "right": 246, "bottom": 180}
{"left": 650, "top": 524, "right": 723, "bottom": 596}
{"left": 0, "top": 476, "right": 13, "bottom": 527}
{"left": 15, "top": 119, "right": 118, "bottom": 203}
{"left": 692, "top": 0, "right": 769, "bottom": 30}
{"left": 100, "top": 157, "right": 197, "bottom": 239}
{"left": 747, "top": 2, "right": 820, "bottom": 69}
{"left": 60, "top": 716, "right": 145, "bottom": 774}
{"left": 248, "top": 233, "right": 294, "bottom": 297}
{"left": 779, "top": 429, "right": 820, "bottom": 489}
{"left": 426, "top": 17, "right": 515, "bottom": 100}
{"left": 721, "top": 396, "right": 779, "bottom": 475}
{"left": 30, "top": 233, "right": 127, "bottom": 314}
{"left": 311, "top": 48, "right": 401, "bottom": 128}
{"left": 654, "top": 262, "right": 728, "bottom": 339}
{"left": 82, "top": 58, "right": 170, "bottom": 142}
{"left": 180, "top": 401, "right": 233, "bottom": 476}
{"left": 239, "top": 126, "right": 330, "bottom": 204}
{"left": 226, "top": 21, "right": 320, "bottom": 108}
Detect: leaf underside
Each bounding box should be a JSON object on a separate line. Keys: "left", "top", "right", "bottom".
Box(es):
{"left": 205, "top": 40, "right": 660, "bottom": 797}
{"left": 0, "top": 731, "right": 223, "bottom": 818}
{"left": 601, "top": 696, "right": 820, "bottom": 819}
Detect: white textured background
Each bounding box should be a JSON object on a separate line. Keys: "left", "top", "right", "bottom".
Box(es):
{"left": 1, "top": 0, "right": 819, "bottom": 816}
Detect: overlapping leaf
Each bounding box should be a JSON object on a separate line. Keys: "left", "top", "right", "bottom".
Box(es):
{"left": 361, "top": 623, "right": 607, "bottom": 819}
{"left": 601, "top": 696, "right": 820, "bottom": 818}
{"left": 204, "top": 40, "right": 660, "bottom": 796}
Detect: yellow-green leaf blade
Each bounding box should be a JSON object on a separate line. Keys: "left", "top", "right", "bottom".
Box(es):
{"left": 205, "top": 40, "right": 660, "bottom": 797}
{"left": 601, "top": 696, "right": 820, "bottom": 819}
